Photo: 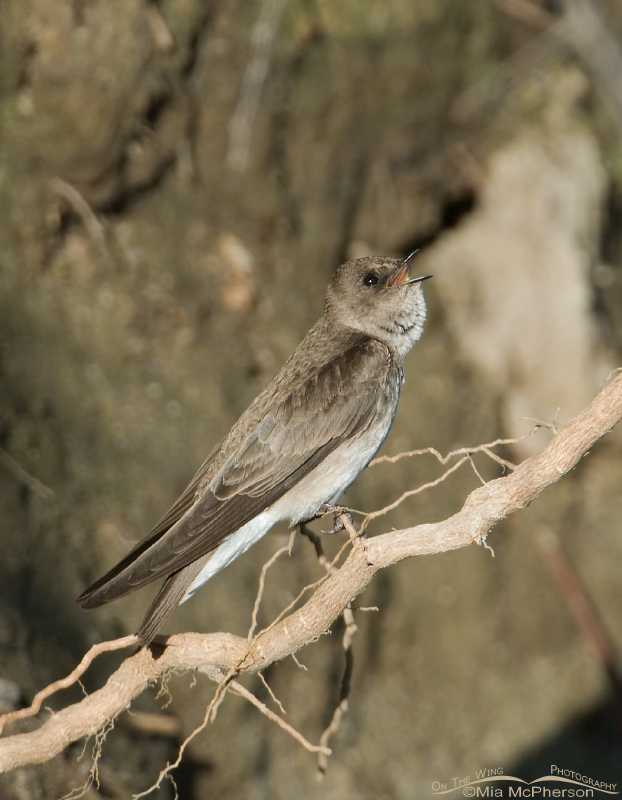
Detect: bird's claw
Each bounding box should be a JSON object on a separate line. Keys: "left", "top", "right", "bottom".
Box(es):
{"left": 318, "top": 503, "right": 354, "bottom": 535}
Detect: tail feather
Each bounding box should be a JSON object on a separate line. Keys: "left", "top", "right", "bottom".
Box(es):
{"left": 137, "top": 554, "right": 211, "bottom": 645}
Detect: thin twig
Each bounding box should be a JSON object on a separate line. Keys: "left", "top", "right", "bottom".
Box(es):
{"left": 494, "top": 0, "right": 553, "bottom": 28}
{"left": 535, "top": 528, "right": 621, "bottom": 677}
{"left": 226, "top": 0, "right": 290, "bottom": 171}
{"left": 300, "top": 522, "right": 338, "bottom": 574}
{"left": 361, "top": 456, "right": 470, "bottom": 530}
{"left": 257, "top": 672, "right": 286, "bottom": 715}
{"left": 467, "top": 454, "right": 487, "bottom": 487}
{"left": 133, "top": 699, "right": 212, "bottom": 798}
{"left": 302, "top": 517, "right": 360, "bottom": 774}
{"left": 231, "top": 681, "right": 330, "bottom": 755}
{"left": 0, "top": 635, "right": 138, "bottom": 735}
{"left": 317, "top": 605, "right": 357, "bottom": 776}
{"left": 520, "top": 416, "right": 560, "bottom": 434}
{"left": 362, "top": 432, "right": 553, "bottom": 528}
{"left": 49, "top": 178, "right": 107, "bottom": 247}
{"left": 369, "top": 429, "right": 540, "bottom": 467}
{"left": 248, "top": 537, "right": 294, "bottom": 639}
{"left": 135, "top": 663, "right": 244, "bottom": 798}
{"left": 0, "top": 448, "right": 55, "bottom": 499}
{"left": 252, "top": 529, "right": 351, "bottom": 637}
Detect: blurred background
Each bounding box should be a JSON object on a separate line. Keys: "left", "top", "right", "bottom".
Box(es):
{"left": 1, "top": 0, "right": 622, "bottom": 797}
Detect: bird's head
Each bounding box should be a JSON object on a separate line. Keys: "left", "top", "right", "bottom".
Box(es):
{"left": 325, "top": 253, "right": 431, "bottom": 355}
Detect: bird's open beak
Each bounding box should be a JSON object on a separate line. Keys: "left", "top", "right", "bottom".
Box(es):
{"left": 387, "top": 250, "right": 432, "bottom": 287}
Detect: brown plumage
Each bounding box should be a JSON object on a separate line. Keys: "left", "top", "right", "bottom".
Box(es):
{"left": 79, "top": 255, "right": 430, "bottom": 644}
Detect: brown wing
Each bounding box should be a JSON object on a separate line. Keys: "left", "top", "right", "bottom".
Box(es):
{"left": 79, "top": 337, "right": 398, "bottom": 609}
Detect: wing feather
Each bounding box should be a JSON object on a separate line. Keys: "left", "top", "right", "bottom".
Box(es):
{"left": 79, "top": 335, "right": 398, "bottom": 609}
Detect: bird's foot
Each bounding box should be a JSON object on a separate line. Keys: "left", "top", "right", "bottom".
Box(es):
{"left": 318, "top": 503, "right": 355, "bottom": 536}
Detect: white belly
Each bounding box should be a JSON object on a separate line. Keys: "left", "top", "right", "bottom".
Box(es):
{"left": 183, "top": 419, "right": 391, "bottom": 601}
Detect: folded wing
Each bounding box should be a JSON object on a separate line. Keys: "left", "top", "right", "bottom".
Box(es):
{"left": 78, "top": 337, "right": 397, "bottom": 611}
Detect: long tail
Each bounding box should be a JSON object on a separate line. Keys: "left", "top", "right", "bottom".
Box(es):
{"left": 137, "top": 554, "right": 212, "bottom": 645}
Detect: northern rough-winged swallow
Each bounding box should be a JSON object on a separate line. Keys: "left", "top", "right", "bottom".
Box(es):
{"left": 79, "top": 254, "right": 430, "bottom": 644}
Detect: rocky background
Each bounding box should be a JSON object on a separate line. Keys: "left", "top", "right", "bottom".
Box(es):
{"left": 1, "top": 0, "right": 622, "bottom": 797}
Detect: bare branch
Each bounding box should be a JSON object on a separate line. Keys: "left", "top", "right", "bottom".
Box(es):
{"left": 226, "top": 0, "right": 290, "bottom": 171}
{"left": 248, "top": 535, "right": 295, "bottom": 639}
{"left": 369, "top": 429, "right": 540, "bottom": 467}
{"left": 361, "top": 455, "right": 470, "bottom": 529}
{"left": 257, "top": 672, "right": 287, "bottom": 715}
{"left": 535, "top": 529, "right": 619, "bottom": 672}
{"left": 230, "top": 681, "right": 330, "bottom": 756}
{"left": 1, "top": 373, "right": 621, "bottom": 774}
{"left": 0, "top": 448, "right": 56, "bottom": 500}
{"left": 0, "top": 635, "right": 138, "bottom": 736}
{"left": 317, "top": 605, "right": 357, "bottom": 777}
{"left": 49, "top": 178, "right": 107, "bottom": 247}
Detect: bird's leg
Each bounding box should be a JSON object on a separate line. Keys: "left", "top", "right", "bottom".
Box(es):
{"left": 319, "top": 505, "right": 368, "bottom": 555}
{"left": 300, "top": 508, "right": 366, "bottom": 573}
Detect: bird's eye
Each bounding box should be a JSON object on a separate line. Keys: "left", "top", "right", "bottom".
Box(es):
{"left": 363, "top": 272, "right": 379, "bottom": 287}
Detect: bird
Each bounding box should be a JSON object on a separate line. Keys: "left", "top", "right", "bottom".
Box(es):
{"left": 79, "top": 253, "right": 431, "bottom": 645}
